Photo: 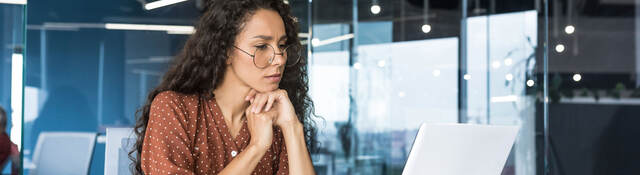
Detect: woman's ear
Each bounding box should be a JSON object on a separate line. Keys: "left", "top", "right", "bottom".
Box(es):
{"left": 225, "top": 55, "right": 233, "bottom": 65}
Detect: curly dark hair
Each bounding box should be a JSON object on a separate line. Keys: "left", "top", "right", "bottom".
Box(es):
{"left": 129, "top": 0, "right": 318, "bottom": 174}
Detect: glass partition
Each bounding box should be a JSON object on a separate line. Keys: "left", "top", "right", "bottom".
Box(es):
{"left": 21, "top": 0, "right": 310, "bottom": 174}
{"left": 546, "top": 0, "right": 640, "bottom": 174}
{"left": 309, "top": 0, "right": 548, "bottom": 175}
{"left": 1, "top": 1, "right": 26, "bottom": 174}
{"left": 16, "top": 0, "right": 640, "bottom": 174}
{"left": 34, "top": 0, "right": 640, "bottom": 174}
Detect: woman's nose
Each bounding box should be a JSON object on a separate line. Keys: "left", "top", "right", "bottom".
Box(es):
{"left": 271, "top": 52, "right": 286, "bottom": 66}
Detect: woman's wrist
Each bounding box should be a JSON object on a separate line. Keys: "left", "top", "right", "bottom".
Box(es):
{"left": 281, "top": 121, "right": 304, "bottom": 137}
{"left": 248, "top": 141, "right": 271, "bottom": 154}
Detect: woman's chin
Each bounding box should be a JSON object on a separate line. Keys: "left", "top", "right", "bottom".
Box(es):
{"left": 255, "top": 84, "right": 279, "bottom": 93}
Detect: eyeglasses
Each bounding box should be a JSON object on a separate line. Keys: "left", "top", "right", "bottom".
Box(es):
{"left": 233, "top": 44, "right": 301, "bottom": 69}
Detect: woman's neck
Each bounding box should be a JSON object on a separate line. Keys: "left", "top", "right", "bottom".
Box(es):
{"left": 213, "top": 71, "right": 251, "bottom": 124}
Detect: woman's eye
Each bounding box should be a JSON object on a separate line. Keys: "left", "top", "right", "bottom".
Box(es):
{"left": 279, "top": 44, "right": 287, "bottom": 49}
{"left": 255, "top": 44, "right": 268, "bottom": 50}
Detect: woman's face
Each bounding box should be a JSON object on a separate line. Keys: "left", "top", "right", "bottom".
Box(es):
{"left": 228, "top": 9, "right": 287, "bottom": 93}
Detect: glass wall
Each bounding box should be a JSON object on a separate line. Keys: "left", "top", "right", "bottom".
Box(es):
{"left": 1, "top": 1, "right": 26, "bottom": 174}
{"left": 13, "top": 0, "right": 553, "bottom": 174}
{"left": 23, "top": 1, "right": 194, "bottom": 173}
{"left": 545, "top": 0, "right": 640, "bottom": 174}
{"left": 308, "top": 0, "right": 546, "bottom": 175}
{"left": 17, "top": 0, "right": 640, "bottom": 175}
{"left": 11, "top": 0, "right": 640, "bottom": 174}
{"left": 21, "top": 0, "right": 309, "bottom": 174}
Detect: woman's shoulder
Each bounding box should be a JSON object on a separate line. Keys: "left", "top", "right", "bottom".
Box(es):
{"left": 151, "top": 91, "right": 199, "bottom": 108}
{"left": 147, "top": 91, "right": 200, "bottom": 139}
{"left": 154, "top": 91, "right": 200, "bottom": 101}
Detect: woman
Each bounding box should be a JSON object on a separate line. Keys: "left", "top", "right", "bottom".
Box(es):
{"left": 130, "top": 0, "right": 318, "bottom": 174}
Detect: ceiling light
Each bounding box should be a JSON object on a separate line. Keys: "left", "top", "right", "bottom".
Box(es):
{"left": 564, "top": 25, "right": 575, "bottom": 34}
{"left": 421, "top": 24, "right": 431, "bottom": 34}
{"left": 370, "top": 5, "right": 381, "bottom": 14}
{"left": 572, "top": 74, "right": 582, "bottom": 82}
{"left": 145, "top": 0, "right": 189, "bottom": 10}
{"left": 555, "top": 44, "right": 565, "bottom": 53}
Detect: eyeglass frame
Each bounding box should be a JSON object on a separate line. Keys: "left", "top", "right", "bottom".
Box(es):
{"left": 232, "top": 44, "right": 300, "bottom": 69}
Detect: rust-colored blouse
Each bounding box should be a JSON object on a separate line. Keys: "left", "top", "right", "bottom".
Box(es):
{"left": 141, "top": 91, "right": 289, "bottom": 175}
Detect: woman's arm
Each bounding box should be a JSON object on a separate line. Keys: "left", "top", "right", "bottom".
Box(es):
{"left": 217, "top": 144, "right": 268, "bottom": 174}
{"left": 281, "top": 122, "right": 316, "bottom": 175}
{"left": 142, "top": 92, "right": 197, "bottom": 174}
{"left": 219, "top": 100, "right": 278, "bottom": 174}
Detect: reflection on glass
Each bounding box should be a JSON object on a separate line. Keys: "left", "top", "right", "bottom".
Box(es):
{"left": 21, "top": 0, "right": 311, "bottom": 174}
{"left": 545, "top": 0, "right": 640, "bottom": 174}
{"left": 1, "top": 2, "right": 26, "bottom": 174}
{"left": 6, "top": 0, "right": 590, "bottom": 174}
{"left": 310, "top": 1, "right": 545, "bottom": 175}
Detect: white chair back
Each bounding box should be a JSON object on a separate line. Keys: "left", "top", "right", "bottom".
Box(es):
{"left": 31, "top": 132, "right": 97, "bottom": 175}
{"left": 104, "top": 128, "right": 136, "bottom": 175}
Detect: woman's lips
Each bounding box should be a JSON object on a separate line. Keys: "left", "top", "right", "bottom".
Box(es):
{"left": 265, "top": 74, "right": 281, "bottom": 82}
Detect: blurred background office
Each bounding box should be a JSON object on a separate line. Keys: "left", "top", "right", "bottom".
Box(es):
{"left": 1, "top": 0, "right": 639, "bottom": 174}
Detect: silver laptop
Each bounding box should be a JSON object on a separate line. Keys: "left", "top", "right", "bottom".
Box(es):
{"left": 402, "top": 123, "right": 520, "bottom": 175}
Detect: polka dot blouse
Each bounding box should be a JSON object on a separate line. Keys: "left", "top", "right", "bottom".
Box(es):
{"left": 141, "top": 91, "right": 289, "bottom": 175}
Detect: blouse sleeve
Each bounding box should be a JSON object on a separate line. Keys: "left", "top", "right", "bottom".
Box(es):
{"left": 141, "top": 91, "right": 196, "bottom": 175}
{"left": 274, "top": 127, "right": 290, "bottom": 175}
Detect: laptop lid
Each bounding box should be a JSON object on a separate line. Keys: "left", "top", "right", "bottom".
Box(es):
{"left": 402, "top": 123, "right": 520, "bottom": 175}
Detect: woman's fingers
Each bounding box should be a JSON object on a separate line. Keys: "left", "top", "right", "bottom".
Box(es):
{"left": 264, "top": 95, "right": 276, "bottom": 112}
{"left": 259, "top": 108, "right": 278, "bottom": 122}
{"left": 245, "top": 89, "right": 257, "bottom": 101}
{"left": 245, "top": 103, "right": 274, "bottom": 150}
{"left": 275, "top": 89, "right": 288, "bottom": 100}
{"left": 252, "top": 94, "right": 268, "bottom": 113}
{"left": 250, "top": 94, "right": 260, "bottom": 113}
{"left": 246, "top": 102, "right": 256, "bottom": 121}
{"left": 257, "top": 94, "right": 272, "bottom": 113}
{"left": 248, "top": 89, "right": 289, "bottom": 112}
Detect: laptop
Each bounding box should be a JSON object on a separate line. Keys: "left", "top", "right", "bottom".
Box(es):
{"left": 402, "top": 123, "right": 520, "bottom": 175}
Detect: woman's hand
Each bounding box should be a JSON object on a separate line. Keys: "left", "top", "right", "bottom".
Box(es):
{"left": 245, "top": 100, "right": 277, "bottom": 151}
{"left": 245, "top": 89, "right": 300, "bottom": 127}
{"left": 245, "top": 89, "right": 316, "bottom": 175}
{"left": 218, "top": 103, "right": 279, "bottom": 175}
